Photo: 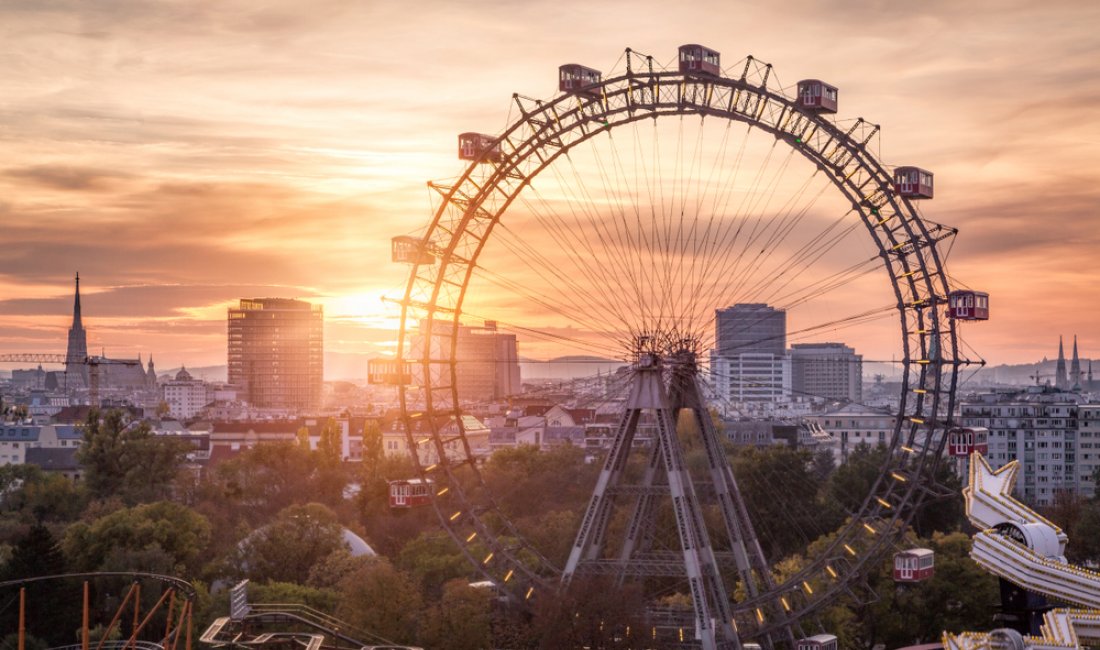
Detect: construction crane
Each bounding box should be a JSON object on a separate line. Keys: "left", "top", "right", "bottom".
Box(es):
{"left": 0, "top": 353, "right": 140, "bottom": 406}
{"left": 1029, "top": 366, "right": 1051, "bottom": 387}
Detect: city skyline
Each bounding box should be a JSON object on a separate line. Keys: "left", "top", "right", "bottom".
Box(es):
{"left": 1, "top": 0, "right": 1098, "bottom": 367}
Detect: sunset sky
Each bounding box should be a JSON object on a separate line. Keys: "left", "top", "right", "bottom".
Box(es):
{"left": 1, "top": 0, "right": 1098, "bottom": 373}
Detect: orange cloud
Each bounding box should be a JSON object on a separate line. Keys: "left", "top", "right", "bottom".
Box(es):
{"left": 0, "top": 0, "right": 1097, "bottom": 369}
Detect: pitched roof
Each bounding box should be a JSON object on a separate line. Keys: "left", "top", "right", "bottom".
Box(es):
{"left": 25, "top": 446, "right": 80, "bottom": 471}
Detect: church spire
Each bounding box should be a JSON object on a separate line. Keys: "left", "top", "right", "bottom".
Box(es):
{"left": 64, "top": 272, "right": 89, "bottom": 388}
{"left": 1056, "top": 336, "right": 1068, "bottom": 390}
{"left": 1071, "top": 335, "right": 1082, "bottom": 389}
{"left": 72, "top": 272, "right": 83, "bottom": 330}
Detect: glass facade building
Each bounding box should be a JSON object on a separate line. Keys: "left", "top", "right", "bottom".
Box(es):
{"left": 228, "top": 298, "right": 323, "bottom": 410}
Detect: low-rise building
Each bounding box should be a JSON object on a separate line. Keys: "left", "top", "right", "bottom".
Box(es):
{"left": 0, "top": 423, "right": 83, "bottom": 465}
{"left": 803, "top": 404, "right": 897, "bottom": 463}
{"left": 381, "top": 413, "right": 491, "bottom": 464}
{"left": 203, "top": 416, "right": 366, "bottom": 463}
{"left": 24, "top": 447, "right": 82, "bottom": 481}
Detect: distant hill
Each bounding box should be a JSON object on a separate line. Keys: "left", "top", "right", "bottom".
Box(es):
{"left": 159, "top": 351, "right": 380, "bottom": 384}
{"left": 520, "top": 356, "right": 626, "bottom": 381}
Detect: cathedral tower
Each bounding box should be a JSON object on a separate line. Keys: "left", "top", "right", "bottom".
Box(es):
{"left": 64, "top": 273, "right": 89, "bottom": 388}
{"left": 1071, "top": 336, "right": 1082, "bottom": 390}
{"left": 1055, "top": 336, "right": 1068, "bottom": 390}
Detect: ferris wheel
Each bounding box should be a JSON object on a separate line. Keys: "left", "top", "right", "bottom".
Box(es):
{"left": 391, "top": 44, "right": 983, "bottom": 649}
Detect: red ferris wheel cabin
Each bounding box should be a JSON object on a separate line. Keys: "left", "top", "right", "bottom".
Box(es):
{"left": 559, "top": 64, "right": 602, "bottom": 96}
{"left": 894, "top": 548, "right": 935, "bottom": 582}
{"left": 678, "top": 44, "right": 721, "bottom": 76}
{"left": 391, "top": 235, "right": 434, "bottom": 265}
{"left": 948, "top": 427, "right": 989, "bottom": 458}
{"left": 948, "top": 290, "right": 989, "bottom": 321}
{"left": 458, "top": 132, "right": 503, "bottom": 163}
{"left": 797, "top": 635, "right": 838, "bottom": 650}
{"left": 796, "top": 79, "right": 838, "bottom": 114}
{"left": 894, "top": 166, "right": 934, "bottom": 199}
{"left": 389, "top": 478, "right": 434, "bottom": 508}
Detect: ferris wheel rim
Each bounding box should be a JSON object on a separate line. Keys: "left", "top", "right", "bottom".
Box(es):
{"left": 396, "top": 51, "right": 963, "bottom": 636}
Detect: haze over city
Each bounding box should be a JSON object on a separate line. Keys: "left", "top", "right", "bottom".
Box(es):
{"left": 1, "top": 0, "right": 1098, "bottom": 369}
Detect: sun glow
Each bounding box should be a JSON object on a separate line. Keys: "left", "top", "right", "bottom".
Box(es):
{"left": 324, "top": 291, "right": 401, "bottom": 329}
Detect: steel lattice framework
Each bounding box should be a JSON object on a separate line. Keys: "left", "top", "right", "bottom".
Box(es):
{"left": 396, "top": 48, "right": 969, "bottom": 645}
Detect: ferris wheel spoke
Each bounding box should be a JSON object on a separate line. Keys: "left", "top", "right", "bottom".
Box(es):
{"left": 682, "top": 141, "right": 785, "bottom": 323}
{"left": 740, "top": 212, "right": 864, "bottom": 307}
{"left": 765, "top": 256, "right": 883, "bottom": 313}
{"left": 688, "top": 161, "right": 821, "bottom": 332}
{"left": 487, "top": 220, "right": 636, "bottom": 349}
{"left": 604, "top": 128, "right": 658, "bottom": 331}
{"left": 667, "top": 118, "right": 712, "bottom": 338}
{"left": 579, "top": 136, "right": 655, "bottom": 330}
{"left": 713, "top": 149, "right": 800, "bottom": 295}
{"left": 536, "top": 154, "right": 652, "bottom": 329}
{"left": 507, "top": 169, "right": 644, "bottom": 332}
{"left": 682, "top": 122, "right": 754, "bottom": 328}
{"left": 721, "top": 173, "right": 829, "bottom": 301}
{"left": 469, "top": 267, "right": 630, "bottom": 358}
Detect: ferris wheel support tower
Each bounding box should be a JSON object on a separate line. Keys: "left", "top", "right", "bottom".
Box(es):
{"left": 562, "top": 340, "right": 789, "bottom": 649}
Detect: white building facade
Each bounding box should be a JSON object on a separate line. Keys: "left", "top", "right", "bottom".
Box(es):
{"left": 710, "top": 352, "right": 791, "bottom": 405}
{"left": 961, "top": 388, "right": 1092, "bottom": 505}
{"left": 161, "top": 367, "right": 212, "bottom": 420}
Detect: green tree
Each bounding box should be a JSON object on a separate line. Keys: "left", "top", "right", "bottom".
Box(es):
{"left": 397, "top": 532, "right": 473, "bottom": 595}
{"left": 811, "top": 448, "right": 836, "bottom": 483}
{"left": 419, "top": 579, "right": 493, "bottom": 650}
{"left": 483, "top": 444, "right": 596, "bottom": 520}
{"left": 826, "top": 443, "right": 888, "bottom": 514}
{"left": 912, "top": 463, "right": 966, "bottom": 537}
{"left": 313, "top": 419, "right": 348, "bottom": 501}
{"left": 732, "top": 445, "right": 842, "bottom": 559}
{"left": 76, "top": 409, "right": 191, "bottom": 504}
{"left": 362, "top": 419, "right": 383, "bottom": 478}
{"left": 1068, "top": 500, "right": 1100, "bottom": 563}
{"left": 335, "top": 558, "right": 422, "bottom": 644}
{"left": 238, "top": 503, "right": 347, "bottom": 584}
{"left": 62, "top": 501, "right": 211, "bottom": 575}
{"left": 0, "top": 525, "right": 75, "bottom": 645}
{"left": 0, "top": 464, "right": 86, "bottom": 523}
{"left": 203, "top": 442, "right": 339, "bottom": 526}
{"left": 307, "top": 548, "right": 374, "bottom": 590}
{"left": 318, "top": 418, "right": 343, "bottom": 465}
{"left": 250, "top": 581, "right": 339, "bottom": 612}
{"left": 1, "top": 522, "right": 66, "bottom": 580}
{"left": 296, "top": 426, "right": 311, "bottom": 450}
{"left": 530, "top": 576, "right": 647, "bottom": 649}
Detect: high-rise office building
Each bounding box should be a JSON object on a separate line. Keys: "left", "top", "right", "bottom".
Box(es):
{"left": 416, "top": 319, "right": 521, "bottom": 404}
{"left": 228, "top": 298, "right": 323, "bottom": 411}
{"left": 791, "top": 343, "right": 862, "bottom": 404}
{"left": 711, "top": 303, "right": 789, "bottom": 404}
{"left": 715, "top": 303, "right": 786, "bottom": 356}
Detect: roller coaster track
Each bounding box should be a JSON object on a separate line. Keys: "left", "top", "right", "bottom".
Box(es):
{"left": 0, "top": 571, "right": 197, "bottom": 600}
{"left": 944, "top": 454, "right": 1100, "bottom": 650}
{"left": 1, "top": 571, "right": 197, "bottom": 650}
{"left": 200, "top": 603, "right": 417, "bottom": 650}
